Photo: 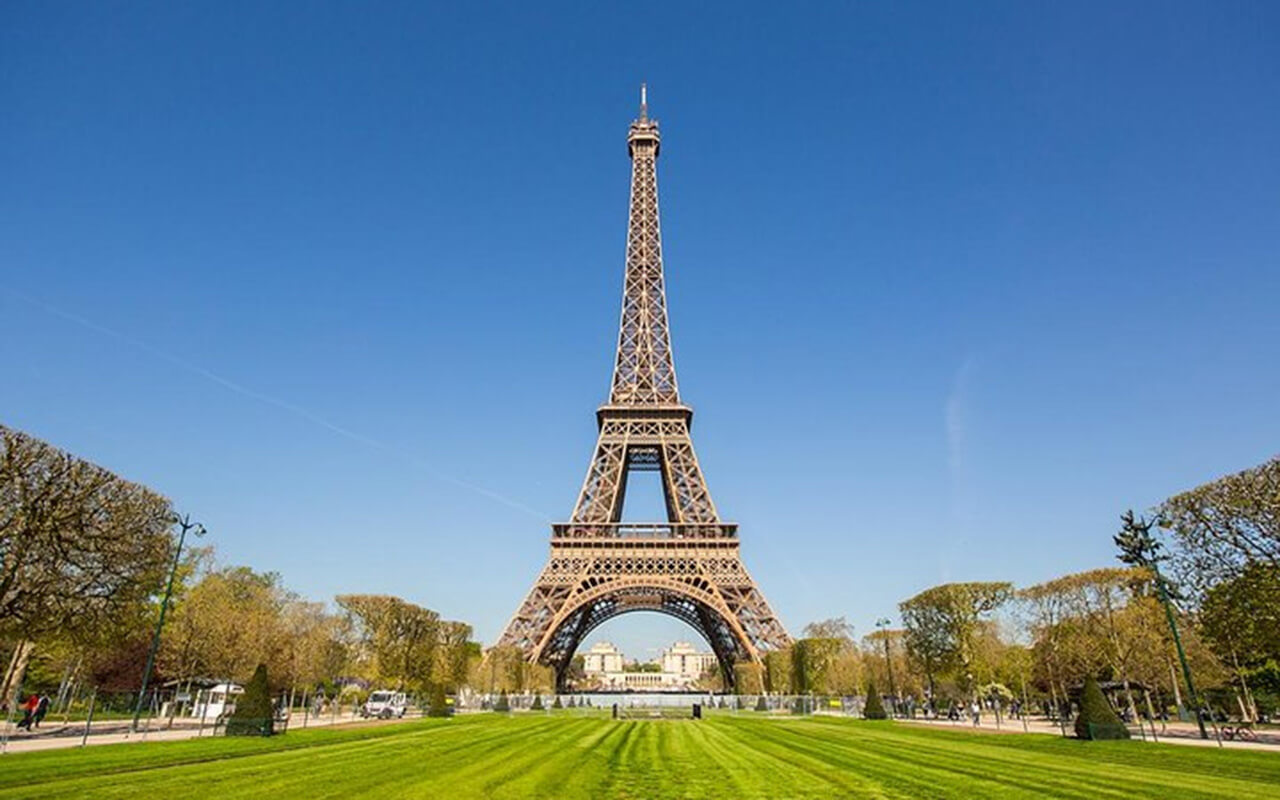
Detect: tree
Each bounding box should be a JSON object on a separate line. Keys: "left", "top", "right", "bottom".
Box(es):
{"left": 163, "top": 566, "right": 290, "bottom": 687}
{"left": 733, "top": 662, "right": 764, "bottom": 695}
{"left": 803, "top": 617, "right": 854, "bottom": 640}
{"left": 1074, "top": 676, "right": 1129, "bottom": 740}
{"left": 763, "top": 649, "right": 792, "bottom": 694}
{"left": 900, "top": 582, "right": 1013, "bottom": 702}
{"left": 863, "top": 680, "right": 887, "bottom": 719}
{"left": 426, "top": 682, "right": 450, "bottom": 718}
{"left": 1, "top": 426, "right": 173, "bottom": 704}
{"left": 1157, "top": 456, "right": 1280, "bottom": 594}
{"left": 792, "top": 638, "right": 845, "bottom": 694}
{"left": 337, "top": 595, "right": 440, "bottom": 691}
{"left": 1199, "top": 563, "right": 1280, "bottom": 720}
{"left": 226, "top": 663, "right": 274, "bottom": 736}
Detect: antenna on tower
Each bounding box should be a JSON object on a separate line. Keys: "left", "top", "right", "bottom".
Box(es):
{"left": 639, "top": 83, "right": 648, "bottom": 120}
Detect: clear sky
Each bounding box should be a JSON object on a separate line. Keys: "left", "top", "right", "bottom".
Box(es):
{"left": 3, "top": 2, "right": 1278, "bottom": 662}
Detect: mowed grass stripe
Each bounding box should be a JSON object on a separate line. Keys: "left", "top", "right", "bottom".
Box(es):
{"left": 3, "top": 713, "right": 1278, "bottom": 799}
{"left": 696, "top": 717, "right": 891, "bottom": 798}
{"left": 798, "top": 717, "right": 1280, "bottom": 797}
{"left": 738, "top": 719, "right": 1141, "bottom": 799}
{"left": 769, "top": 718, "right": 1265, "bottom": 800}
{"left": 716, "top": 717, "right": 978, "bottom": 798}
{"left": 1, "top": 716, "right": 551, "bottom": 800}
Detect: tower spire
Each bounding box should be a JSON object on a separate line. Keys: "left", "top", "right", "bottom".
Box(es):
{"left": 615, "top": 88, "right": 675, "bottom": 405}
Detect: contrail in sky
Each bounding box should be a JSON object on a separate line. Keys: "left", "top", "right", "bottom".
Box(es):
{"left": 5, "top": 287, "right": 550, "bottom": 522}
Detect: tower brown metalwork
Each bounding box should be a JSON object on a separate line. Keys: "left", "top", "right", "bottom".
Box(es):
{"left": 496, "top": 88, "right": 790, "bottom": 688}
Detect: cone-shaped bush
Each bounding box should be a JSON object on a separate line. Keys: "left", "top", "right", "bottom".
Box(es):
{"left": 427, "top": 684, "right": 450, "bottom": 717}
{"left": 226, "top": 663, "right": 274, "bottom": 736}
{"left": 531, "top": 694, "right": 544, "bottom": 711}
{"left": 494, "top": 691, "right": 510, "bottom": 712}
{"left": 736, "top": 696, "right": 746, "bottom": 710}
{"left": 566, "top": 696, "right": 576, "bottom": 708}
{"left": 863, "top": 681, "right": 887, "bottom": 719}
{"left": 755, "top": 695, "right": 768, "bottom": 712}
{"left": 1075, "top": 677, "right": 1130, "bottom": 740}
{"left": 552, "top": 695, "right": 563, "bottom": 709}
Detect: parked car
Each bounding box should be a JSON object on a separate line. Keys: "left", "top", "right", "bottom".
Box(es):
{"left": 362, "top": 690, "right": 408, "bottom": 719}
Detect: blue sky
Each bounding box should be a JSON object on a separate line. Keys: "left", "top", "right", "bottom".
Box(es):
{"left": 3, "top": 2, "right": 1278, "bottom": 662}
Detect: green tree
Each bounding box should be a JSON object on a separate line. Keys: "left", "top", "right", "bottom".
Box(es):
{"left": 337, "top": 594, "right": 440, "bottom": 691}
{"left": 900, "top": 582, "right": 1013, "bottom": 702}
{"left": 1074, "top": 676, "right": 1129, "bottom": 740}
{"left": 863, "top": 680, "right": 887, "bottom": 719}
{"left": 734, "top": 662, "right": 764, "bottom": 695}
{"left": 1157, "top": 456, "right": 1280, "bottom": 594}
{"left": 0, "top": 426, "right": 173, "bottom": 704}
{"left": 226, "top": 663, "right": 275, "bottom": 736}
{"left": 1199, "top": 563, "right": 1280, "bottom": 719}
{"left": 763, "top": 649, "right": 792, "bottom": 694}
{"left": 426, "top": 682, "right": 450, "bottom": 717}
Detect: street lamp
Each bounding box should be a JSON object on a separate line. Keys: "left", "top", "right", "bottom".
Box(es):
{"left": 132, "top": 513, "right": 206, "bottom": 732}
{"left": 875, "top": 617, "right": 898, "bottom": 718}
{"left": 1115, "top": 510, "right": 1207, "bottom": 740}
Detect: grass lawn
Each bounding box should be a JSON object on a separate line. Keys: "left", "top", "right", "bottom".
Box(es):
{"left": 1, "top": 713, "right": 1277, "bottom": 799}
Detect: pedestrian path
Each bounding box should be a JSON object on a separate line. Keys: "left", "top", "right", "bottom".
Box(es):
{"left": 900, "top": 715, "right": 1280, "bottom": 752}
{"left": 0, "top": 709, "right": 410, "bottom": 754}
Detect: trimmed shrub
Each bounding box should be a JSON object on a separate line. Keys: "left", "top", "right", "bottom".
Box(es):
{"left": 552, "top": 695, "right": 563, "bottom": 709}
{"left": 494, "top": 692, "right": 510, "bottom": 712}
{"left": 226, "top": 663, "right": 274, "bottom": 736}
{"left": 755, "top": 695, "right": 768, "bottom": 712}
{"left": 566, "top": 696, "right": 576, "bottom": 708}
{"left": 531, "top": 694, "right": 544, "bottom": 711}
{"left": 1074, "top": 677, "right": 1130, "bottom": 740}
{"left": 736, "top": 696, "right": 746, "bottom": 710}
{"left": 863, "top": 681, "right": 887, "bottom": 720}
{"left": 427, "top": 684, "right": 450, "bottom": 718}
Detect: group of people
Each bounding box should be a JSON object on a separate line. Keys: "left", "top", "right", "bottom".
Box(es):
{"left": 14, "top": 693, "right": 51, "bottom": 731}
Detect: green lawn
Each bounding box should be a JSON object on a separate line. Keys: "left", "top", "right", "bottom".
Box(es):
{"left": 2, "top": 713, "right": 1277, "bottom": 799}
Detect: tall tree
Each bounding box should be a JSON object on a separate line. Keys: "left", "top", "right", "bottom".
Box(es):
{"left": 1, "top": 426, "right": 173, "bottom": 704}
{"left": 1158, "top": 456, "right": 1280, "bottom": 593}
{"left": 899, "top": 582, "right": 1013, "bottom": 702}
{"left": 337, "top": 594, "right": 440, "bottom": 691}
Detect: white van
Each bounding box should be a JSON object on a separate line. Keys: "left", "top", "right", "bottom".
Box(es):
{"left": 362, "top": 690, "right": 408, "bottom": 719}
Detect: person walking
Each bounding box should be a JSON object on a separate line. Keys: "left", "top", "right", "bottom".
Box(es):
{"left": 15, "top": 693, "right": 40, "bottom": 731}
{"left": 33, "top": 694, "right": 50, "bottom": 728}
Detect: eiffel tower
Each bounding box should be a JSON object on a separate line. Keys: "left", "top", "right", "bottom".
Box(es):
{"left": 496, "top": 88, "right": 790, "bottom": 688}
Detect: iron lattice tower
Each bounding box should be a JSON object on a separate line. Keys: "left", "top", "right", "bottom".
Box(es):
{"left": 496, "top": 89, "right": 790, "bottom": 688}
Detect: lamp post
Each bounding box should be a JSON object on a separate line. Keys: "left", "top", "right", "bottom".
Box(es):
{"left": 875, "top": 617, "right": 898, "bottom": 718}
{"left": 1115, "top": 510, "right": 1207, "bottom": 740}
{"left": 132, "top": 513, "right": 206, "bottom": 732}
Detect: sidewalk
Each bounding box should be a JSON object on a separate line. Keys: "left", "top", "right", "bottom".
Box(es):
{"left": 899, "top": 715, "right": 1280, "bottom": 752}
{"left": 0, "top": 709, "right": 407, "bottom": 755}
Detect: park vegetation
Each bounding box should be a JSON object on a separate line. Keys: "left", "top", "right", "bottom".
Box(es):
{"left": 1, "top": 425, "right": 481, "bottom": 716}
{"left": 723, "top": 456, "right": 1280, "bottom": 727}
{"left": 2, "top": 422, "right": 1277, "bottom": 729}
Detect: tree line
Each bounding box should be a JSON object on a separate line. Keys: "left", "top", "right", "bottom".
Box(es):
{"left": 1, "top": 425, "right": 479, "bottom": 712}
{"left": 761, "top": 456, "right": 1279, "bottom": 722}
{"left": 4, "top": 423, "right": 1276, "bottom": 719}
